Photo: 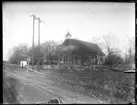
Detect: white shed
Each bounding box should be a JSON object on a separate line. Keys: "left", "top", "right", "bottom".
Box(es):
{"left": 20, "top": 61, "right": 27, "bottom": 68}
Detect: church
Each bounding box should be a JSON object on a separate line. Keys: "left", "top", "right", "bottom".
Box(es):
{"left": 57, "top": 32, "right": 105, "bottom": 66}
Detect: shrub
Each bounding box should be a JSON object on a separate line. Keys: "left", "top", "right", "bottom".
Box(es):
{"left": 105, "top": 54, "right": 123, "bottom": 67}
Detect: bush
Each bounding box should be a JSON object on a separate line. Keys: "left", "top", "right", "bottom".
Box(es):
{"left": 105, "top": 54, "right": 123, "bottom": 67}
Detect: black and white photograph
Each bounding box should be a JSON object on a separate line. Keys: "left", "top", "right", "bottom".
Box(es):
{"left": 3, "top": 2, "right": 135, "bottom": 104}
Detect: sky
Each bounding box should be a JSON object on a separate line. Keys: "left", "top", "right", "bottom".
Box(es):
{"left": 3, "top": 2, "right": 135, "bottom": 60}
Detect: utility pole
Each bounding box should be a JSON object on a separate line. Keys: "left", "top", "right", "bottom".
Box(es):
{"left": 36, "top": 17, "right": 43, "bottom": 72}
{"left": 30, "top": 14, "right": 44, "bottom": 72}
{"left": 30, "top": 14, "right": 37, "bottom": 70}
{"left": 37, "top": 17, "right": 42, "bottom": 47}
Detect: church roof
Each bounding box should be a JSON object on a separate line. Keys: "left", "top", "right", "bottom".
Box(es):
{"left": 58, "top": 39, "right": 105, "bottom": 56}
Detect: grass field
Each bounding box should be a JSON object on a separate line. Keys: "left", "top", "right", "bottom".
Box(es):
{"left": 3, "top": 71, "right": 21, "bottom": 104}
{"left": 46, "top": 68, "right": 135, "bottom": 104}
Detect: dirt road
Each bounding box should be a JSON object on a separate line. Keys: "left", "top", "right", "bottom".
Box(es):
{"left": 4, "top": 67, "right": 102, "bottom": 104}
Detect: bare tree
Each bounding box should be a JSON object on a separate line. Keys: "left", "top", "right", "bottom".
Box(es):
{"left": 92, "top": 34, "right": 123, "bottom": 67}
{"left": 91, "top": 35, "right": 119, "bottom": 56}
{"left": 27, "top": 45, "right": 43, "bottom": 70}
{"left": 8, "top": 44, "right": 28, "bottom": 64}
{"left": 102, "top": 35, "right": 121, "bottom": 56}
{"left": 41, "top": 40, "right": 60, "bottom": 65}
{"left": 125, "top": 36, "right": 135, "bottom": 64}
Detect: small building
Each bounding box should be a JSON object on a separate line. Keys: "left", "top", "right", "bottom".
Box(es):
{"left": 20, "top": 61, "right": 27, "bottom": 68}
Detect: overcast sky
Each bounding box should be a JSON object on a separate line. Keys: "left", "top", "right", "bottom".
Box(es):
{"left": 3, "top": 2, "right": 135, "bottom": 60}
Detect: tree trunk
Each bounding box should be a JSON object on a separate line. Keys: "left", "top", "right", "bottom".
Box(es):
{"left": 37, "top": 60, "right": 40, "bottom": 72}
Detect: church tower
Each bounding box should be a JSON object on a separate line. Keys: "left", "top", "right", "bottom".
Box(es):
{"left": 65, "top": 32, "right": 72, "bottom": 39}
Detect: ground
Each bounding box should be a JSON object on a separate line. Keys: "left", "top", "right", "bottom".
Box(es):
{"left": 3, "top": 65, "right": 135, "bottom": 104}
{"left": 3, "top": 66, "right": 102, "bottom": 104}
